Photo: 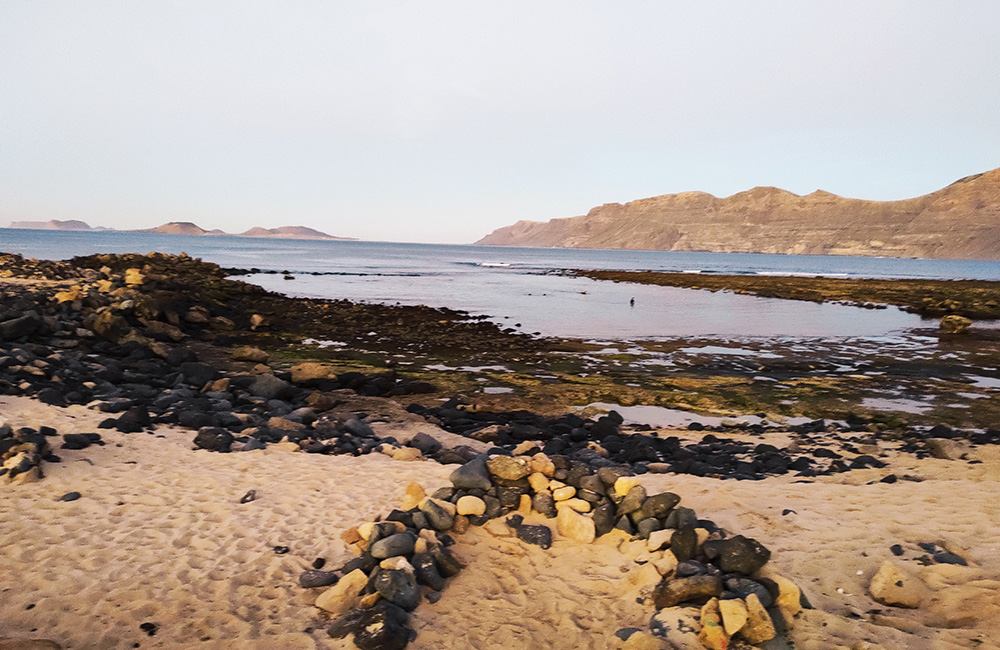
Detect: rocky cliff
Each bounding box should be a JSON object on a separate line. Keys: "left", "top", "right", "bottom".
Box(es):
{"left": 476, "top": 168, "right": 1000, "bottom": 259}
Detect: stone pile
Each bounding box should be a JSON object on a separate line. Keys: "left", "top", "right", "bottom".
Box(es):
{"left": 304, "top": 452, "right": 804, "bottom": 650}
{"left": 0, "top": 423, "right": 56, "bottom": 485}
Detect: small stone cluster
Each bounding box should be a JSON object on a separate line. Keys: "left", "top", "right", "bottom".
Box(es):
{"left": 0, "top": 423, "right": 56, "bottom": 485}
{"left": 304, "top": 452, "right": 803, "bottom": 650}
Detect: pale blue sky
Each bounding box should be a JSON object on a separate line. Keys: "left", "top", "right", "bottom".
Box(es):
{"left": 2, "top": 1, "right": 998, "bottom": 243}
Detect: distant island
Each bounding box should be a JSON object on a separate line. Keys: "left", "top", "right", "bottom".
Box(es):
{"left": 5, "top": 220, "right": 354, "bottom": 241}
{"left": 476, "top": 167, "right": 1000, "bottom": 260}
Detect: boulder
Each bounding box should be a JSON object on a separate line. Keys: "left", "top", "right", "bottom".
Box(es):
{"left": 652, "top": 575, "right": 722, "bottom": 608}
{"left": 233, "top": 346, "right": 269, "bottom": 363}
{"left": 740, "top": 593, "right": 776, "bottom": 644}
{"left": 486, "top": 455, "right": 531, "bottom": 481}
{"left": 698, "top": 598, "right": 729, "bottom": 650}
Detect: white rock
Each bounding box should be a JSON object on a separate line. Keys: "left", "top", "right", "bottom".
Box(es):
{"left": 456, "top": 495, "right": 486, "bottom": 516}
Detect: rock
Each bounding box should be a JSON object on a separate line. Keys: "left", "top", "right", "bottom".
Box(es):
{"left": 556, "top": 505, "right": 596, "bottom": 544}
{"left": 124, "top": 268, "right": 145, "bottom": 285}
{"left": 57, "top": 491, "right": 81, "bottom": 502}
{"left": 450, "top": 457, "right": 492, "bottom": 490}
{"left": 399, "top": 482, "right": 425, "bottom": 511}
{"left": 529, "top": 452, "right": 555, "bottom": 477}
{"left": 741, "top": 593, "right": 776, "bottom": 644}
{"left": 528, "top": 472, "right": 550, "bottom": 493}
{"left": 698, "top": 598, "right": 729, "bottom": 650}
{"left": 430, "top": 546, "right": 463, "bottom": 578}
{"left": 408, "top": 432, "right": 442, "bottom": 456}
{"left": 351, "top": 601, "right": 411, "bottom": 650}
{"left": 716, "top": 535, "right": 771, "bottom": 574}
{"left": 640, "top": 492, "right": 681, "bottom": 520}
{"left": 940, "top": 314, "right": 972, "bottom": 334}
{"left": 646, "top": 528, "right": 672, "bottom": 552}
{"left": 232, "top": 346, "right": 269, "bottom": 363}
{"left": 390, "top": 447, "right": 423, "bottom": 462}
{"left": 248, "top": 374, "right": 295, "bottom": 400}
{"left": 486, "top": 455, "right": 531, "bottom": 481}
{"left": 299, "top": 569, "right": 339, "bottom": 589}
{"left": 514, "top": 523, "right": 552, "bottom": 549}
{"left": 869, "top": 560, "right": 928, "bottom": 608}
{"left": 552, "top": 485, "right": 576, "bottom": 501}
{"left": 456, "top": 495, "right": 486, "bottom": 516}
{"left": 315, "top": 569, "right": 369, "bottom": 614}
{"left": 0, "top": 312, "right": 43, "bottom": 341}
{"left": 419, "top": 498, "right": 456, "bottom": 531}
{"left": 373, "top": 568, "right": 420, "bottom": 611}
{"left": 193, "top": 427, "right": 234, "bottom": 452}
{"left": 288, "top": 361, "right": 332, "bottom": 383}
{"left": 91, "top": 310, "right": 128, "bottom": 341}
{"left": 652, "top": 575, "right": 722, "bottom": 608}
{"left": 653, "top": 551, "right": 679, "bottom": 576}
{"left": 532, "top": 492, "right": 557, "bottom": 518}
{"left": 670, "top": 526, "right": 698, "bottom": 563}
{"left": 614, "top": 476, "right": 642, "bottom": 498}
{"left": 617, "top": 484, "right": 647, "bottom": 516}
{"left": 411, "top": 552, "right": 446, "bottom": 590}
{"left": 370, "top": 533, "right": 416, "bottom": 560}
{"left": 926, "top": 438, "right": 969, "bottom": 460}
{"left": 718, "top": 598, "right": 749, "bottom": 636}
{"left": 592, "top": 500, "right": 616, "bottom": 537}
{"left": 664, "top": 506, "right": 697, "bottom": 529}
{"left": 619, "top": 631, "right": 663, "bottom": 650}
{"left": 773, "top": 574, "right": 803, "bottom": 620}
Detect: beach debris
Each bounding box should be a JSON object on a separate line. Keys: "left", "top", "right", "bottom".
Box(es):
{"left": 239, "top": 489, "right": 257, "bottom": 504}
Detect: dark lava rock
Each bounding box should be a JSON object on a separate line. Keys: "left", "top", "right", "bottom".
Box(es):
{"left": 670, "top": 526, "right": 699, "bottom": 563}
{"left": 327, "top": 608, "right": 365, "bottom": 639}
{"left": 449, "top": 457, "right": 492, "bottom": 491}
{"left": 299, "top": 569, "right": 339, "bottom": 589}
{"left": 57, "top": 491, "right": 82, "bottom": 502}
{"left": 419, "top": 499, "right": 455, "bottom": 531}
{"left": 640, "top": 492, "right": 681, "bottom": 520}
{"left": 408, "top": 432, "right": 442, "bottom": 455}
{"left": 617, "top": 484, "right": 647, "bottom": 517}
{"left": 370, "top": 533, "right": 416, "bottom": 560}
{"left": 664, "top": 507, "right": 697, "bottom": 529}
{"left": 725, "top": 577, "right": 773, "bottom": 608}
{"left": 716, "top": 535, "right": 771, "bottom": 575}
{"left": 592, "top": 501, "right": 617, "bottom": 538}
{"left": 351, "top": 601, "right": 411, "bottom": 650}
{"left": 431, "top": 546, "right": 462, "bottom": 578}
{"left": 676, "top": 561, "right": 709, "bottom": 578}
{"left": 239, "top": 490, "right": 257, "bottom": 504}
{"left": 249, "top": 374, "right": 295, "bottom": 400}
{"left": 652, "top": 575, "right": 722, "bottom": 608}
{"left": 636, "top": 517, "right": 662, "bottom": 540}
{"left": 532, "top": 492, "right": 557, "bottom": 518}
{"left": 890, "top": 544, "right": 904, "bottom": 557}
{"left": 514, "top": 523, "right": 552, "bottom": 549}
{"left": 0, "top": 312, "right": 43, "bottom": 341}
{"left": 193, "top": 427, "right": 234, "bottom": 452}
{"left": 373, "top": 568, "right": 420, "bottom": 611}
{"left": 180, "top": 362, "right": 217, "bottom": 387}
{"left": 412, "top": 552, "right": 446, "bottom": 591}
{"left": 61, "top": 433, "right": 102, "bottom": 450}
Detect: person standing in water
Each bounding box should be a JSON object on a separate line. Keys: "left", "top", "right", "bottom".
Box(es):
{"left": 630, "top": 296, "right": 635, "bottom": 307}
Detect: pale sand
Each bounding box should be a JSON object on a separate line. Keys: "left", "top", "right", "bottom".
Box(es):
{"left": 1, "top": 395, "right": 999, "bottom": 649}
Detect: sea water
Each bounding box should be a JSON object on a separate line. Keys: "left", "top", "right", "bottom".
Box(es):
{"left": 3, "top": 228, "right": 998, "bottom": 339}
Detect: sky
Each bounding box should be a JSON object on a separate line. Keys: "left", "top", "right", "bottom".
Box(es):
{"left": 1, "top": 1, "right": 998, "bottom": 244}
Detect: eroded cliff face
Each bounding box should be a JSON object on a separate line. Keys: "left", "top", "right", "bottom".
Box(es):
{"left": 476, "top": 169, "right": 1000, "bottom": 259}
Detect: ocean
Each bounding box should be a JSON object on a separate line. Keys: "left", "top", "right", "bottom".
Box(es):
{"left": 3, "top": 228, "right": 999, "bottom": 339}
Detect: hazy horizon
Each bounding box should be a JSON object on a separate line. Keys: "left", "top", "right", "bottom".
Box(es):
{"left": 2, "top": 1, "right": 998, "bottom": 244}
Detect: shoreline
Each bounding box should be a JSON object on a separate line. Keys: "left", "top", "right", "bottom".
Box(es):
{"left": 3, "top": 251, "right": 1000, "bottom": 649}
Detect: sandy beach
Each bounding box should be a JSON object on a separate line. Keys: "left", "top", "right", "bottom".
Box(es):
{"left": 3, "top": 392, "right": 998, "bottom": 650}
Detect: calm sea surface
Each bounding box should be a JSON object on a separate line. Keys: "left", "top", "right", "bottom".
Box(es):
{"left": 4, "top": 229, "right": 999, "bottom": 339}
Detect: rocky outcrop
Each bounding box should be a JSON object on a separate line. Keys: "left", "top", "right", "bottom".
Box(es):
{"left": 239, "top": 226, "right": 353, "bottom": 241}
{"left": 476, "top": 168, "right": 1000, "bottom": 260}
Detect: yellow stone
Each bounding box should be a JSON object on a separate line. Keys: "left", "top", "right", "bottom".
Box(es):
{"left": 528, "top": 472, "right": 550, "bottom": 493}
{"left": 614, "top": 476, "right": 642, "bottom": 498}
{"left": 400, "top": 482, "right": 426, "bottom": 511}
{"left": 719, "top": 598, "right": 749, "bottom": 636}
{"left": 124, "top": 268, "right": 145, "bottom": 285}
{"left": 699, "top": 598, "right": 730, "bottom": 650}
{"left": 315, "top": 569, "right": 369, "bottom": 614}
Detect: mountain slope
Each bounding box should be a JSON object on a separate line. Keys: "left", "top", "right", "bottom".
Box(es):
{"left": 476, "top": 168, "right": 1000, "bottom": 259}
{"left": 8, "top": 219, "right": 93, "bottom": 231}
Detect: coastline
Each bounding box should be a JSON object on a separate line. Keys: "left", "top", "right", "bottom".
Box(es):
{"left": 2, "top": 250, "right": 1000, "bottom": 649}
